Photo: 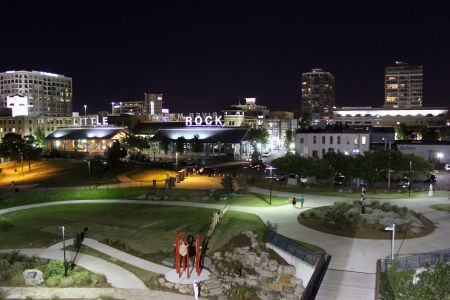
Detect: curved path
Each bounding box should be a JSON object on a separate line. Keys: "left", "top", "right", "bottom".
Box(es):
{"left": 1, "top": 193, "right": 449, "bottom": 299}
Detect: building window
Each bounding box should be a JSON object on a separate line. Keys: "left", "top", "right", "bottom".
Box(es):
{"left": 322, "top": 136, "right": 325, "bottom": 144}
{"left": 313, "top": 136, "right": 316, "bottom": 144}
{"left": 362, "top": 136, "right": 366, "bottom": 145}
{"left": 300, "top": 138, "right": 304, "bottom": 144}
{"left": 322, "top": 149, "right": 325, "bottom": 155}
{"left": 354, "top": 137, "right": 359, "bottom": 145}
{"left": 328, "top": 148, "right": 334, "bottom": 153}
{"left": 330, "top": 136, "right": 333, "bottom": 144}
{"left": 312, "top": 150, "right": 318, "bottom": 157}
{"left": 337, "top": 136, "right": 341, "bottom": 144}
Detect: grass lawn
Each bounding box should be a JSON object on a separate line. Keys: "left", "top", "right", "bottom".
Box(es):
{"left": 0, "top": 203, "right": 267, "bottom": 255}
{"left": 251, "top": 180, "right": 450, "bottom": 200}
{"left": 430, "top": 204, "right": 450, "bottom": 211}
{"left": 0, "top": 159, "right": 138, "bottom": 188}
{"left": 0, "top": 188, "right": 289, "bottom": 209}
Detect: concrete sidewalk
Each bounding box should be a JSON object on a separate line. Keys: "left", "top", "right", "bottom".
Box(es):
{"left": 48, "top": 238, "right": 172, "bottom": 274}
{"left": 0, "top": 249, "right": 146, "bottom": 290}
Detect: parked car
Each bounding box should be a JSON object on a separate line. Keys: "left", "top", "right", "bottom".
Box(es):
{"left": 299, "top": 175, "right": 308, "bottom": 183}
{"left": 198, "top": 167, "right": 221, "bottom": 176}
{"left": 274, "top": 173, "right": 287, "bottom": 181}
{"left": 399, "top": 177, "right": 410, "bottom": 188}
{"left": 249, "top": 161, "right": 267, "bottom": 171}
{"left": 445, "top": 164, "right": 450, "bottom": 172}
{"left": 262, "top": 151, "right": 271, "bottom": 157}
{"left": 334, "top": 171, "right": 345, "bottom": 185}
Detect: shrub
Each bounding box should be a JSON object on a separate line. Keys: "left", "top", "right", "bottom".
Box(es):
{"left": 371, "top": 200, "right": 380, "bottom": 209}
{"left": 397, "top": 206, "right": 408, "bottom": 217}
{"left": 10, "top": 262, "right": 27, "bottom": 274}
{"left": 46, "top": 275, "right": 62, "bottom": 287}
{"left": 0, "top": 259, "right": 10, "bottom": 272}
{"left": 51, "top": 296, "right": 61, "bottom": 300}
{"left": 90, "top": 273, "right": 106, "bottom": 286}
{"left": 59, "top": 276, "right": 74, "bottom": 287}
{"left": 98, "top": 295, "right": 114, "bottom": 300}
{"left": 45, "top": 260, "right": 66, "bottom": 279}
{"left": 72, "top": 271, "right": 90, "bottom": 286}
{"left": 10, "top": 273, "right": 25, "bottom": 286}
{"left": 0, "top": 290, "right": 8, "bottom": 300}
{"left": 381, "top": 203, "right": 392, "bottom": 212}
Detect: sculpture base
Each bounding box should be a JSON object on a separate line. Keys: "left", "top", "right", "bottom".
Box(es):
{"left": 165, "top": 268, "right": 211, "bottom": 284}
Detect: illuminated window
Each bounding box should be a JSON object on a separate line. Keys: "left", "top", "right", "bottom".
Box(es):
{"left": 362, "top": 136, "right": 366, "bottom": 145}
{"left": 354, "top": 137, "right": 359, "bottom": 145}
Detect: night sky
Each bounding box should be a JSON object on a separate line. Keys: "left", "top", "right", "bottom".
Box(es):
{"left": 1, "top": 1, "right": 449, "bottom": 114}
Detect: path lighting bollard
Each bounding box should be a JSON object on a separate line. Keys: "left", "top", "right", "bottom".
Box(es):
{"left": 59, "top": 224, "right": 68, "bottom": 277}
{"left": 153, "top": 179, "right": 157, "bottom": 188}
{"left": 265, "top": 165, "right": 277, "bottom": 205}
{"left": 385, "top": 224, "right": 395, "bottom": 261}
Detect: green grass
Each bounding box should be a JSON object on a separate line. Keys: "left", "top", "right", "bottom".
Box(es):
{"left": 430, "top": 204, "right": 450, "bottom": 211}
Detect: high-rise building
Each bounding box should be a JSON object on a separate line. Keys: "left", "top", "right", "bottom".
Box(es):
{"left": 301, "top": 68, "right": 335, "bottom": 119}
{"left": 0, "top": 70, "right": 72, "bottom": 117}
{"left": 384, "top": 61, "right": 423, "bottom": 108}
{"left": 112, "top": 93, "right": 163, "bottom": 116}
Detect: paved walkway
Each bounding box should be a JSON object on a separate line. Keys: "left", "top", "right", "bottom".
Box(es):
{"left": 0, "top": 287, "right": 194, "bottom": 300}
{"left": 0, "top": 248, "right": 146, "bottom": 289}
{"left": 1, "top": 193, "right": 449, "bottom": 299}
{"left": 48, "top": 238, "right": 172, "bottom": 274}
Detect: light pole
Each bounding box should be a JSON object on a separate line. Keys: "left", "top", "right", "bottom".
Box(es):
{"left": 409, "top": 160, "right": 412, "bottom": 197}
{"left": 84, "top": 104, "right": 87, "bottom": 116}
{"left": 59, "top": 224, "right": 67, "bottom": 277}
{"left": 265, "top": 165, "right": 276, "bottom": 205}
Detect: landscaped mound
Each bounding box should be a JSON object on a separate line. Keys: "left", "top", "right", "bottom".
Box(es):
{"left": 298, "top": 201, "right": 435, "bottom": 239}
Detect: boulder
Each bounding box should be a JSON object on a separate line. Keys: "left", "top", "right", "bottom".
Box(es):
{"left": 23, "top": 269, "right": 44, "bottom": 286}
{"left": 244, "top": 274, "right": 258, "bottom": 286}
{"left": 279, "top": 265, "right": 295, "bottom": 276}
{"left": 244, "top": 252, "right": 257, "bottom": 267}
{"left": 268, "top": 259, "right": 278, "bottom": 272}
{"left": 214, "top": 251, "right": 222, "bottom": 259}
{"left": 158, "top": 277, "right": 166, "bottom": 285}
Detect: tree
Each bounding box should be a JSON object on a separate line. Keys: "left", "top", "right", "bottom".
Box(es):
{"left": 284, "top": 130, "right": 294, "bottom": 152}
{"left": 22, "top": 135, "right": 41, "bottom": 171}
{"left": 245, "top": 128, "right": 269, "bottom": 153}
{"left": 160, "top": 136, "right": 170, "bottom": 154}
{"left": 237, "top": 174, "right": 248, "bottom": 193}
{"left": 298, "top": 112, "right": 312, "bottom": 130}
{"left": 34, "top": 128, "right": 46, "bottom": 149}
{"left": 220, "top": 176, "right": 233, "bottom": 194}
{"left": 395, "top": 123, "right": 410, "bottom": 140}
{"left": 175, "top": 136, "right": 186, "bottom": 154}
{"left": 106, "top": 140, "right": 126, "bottom": 164}
{"left": 191, "top": 134, "right": 204, "bottom": 155}
{"left": 419, "top": 126, "right": 439, "bottom": 141}
{"left": 0, "top": 133, "right": 25, "bottom": 168}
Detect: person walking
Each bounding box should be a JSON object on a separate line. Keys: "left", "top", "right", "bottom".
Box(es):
{"left": 299, "top": 194, "right": 305, "bottom": 208}
{"left": 193, "top": 281, "right": 200, "bottom": 299}
{"left": 360, "top": 188, "right": 366, "bottom": 215}
{"left": 292, "top": 197, "right": 297, "bottom": 208}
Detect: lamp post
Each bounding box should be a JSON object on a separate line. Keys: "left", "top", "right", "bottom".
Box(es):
{"left": 409, "top": 160, "right": 412, "bottom": 197}
{"left": 84, "top": 104, "right": 87, "bottom": 116}
{"left": 265, "top": 165, "right": 276, "bottom": 205}
{"left": 59, "top": 224, "right": 67, "bottom": 277}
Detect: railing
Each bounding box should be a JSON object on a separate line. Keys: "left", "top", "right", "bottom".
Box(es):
{"left": 300, "top": 254, "right": 332, "bottom": 300}
{"left": 380, "top": 248, "right": 450, "bottom": 272}
{"left": 267, "top": 231, "right": 325, "bottom": 266}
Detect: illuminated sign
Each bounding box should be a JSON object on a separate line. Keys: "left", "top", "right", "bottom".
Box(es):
{"left": 185, "top": 115, "right": 223, "bottom": 127}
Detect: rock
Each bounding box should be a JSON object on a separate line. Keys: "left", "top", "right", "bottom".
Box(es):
{"left": 281, "top": 290, "right": 297, "bottom": 299}
{"left": 221, "top": 281, "right": 232, "bottom": 290}
{"left": 244, "top": 274, "right": 258, "bottom": 286}
{"left": 158, "top": 277, "right": 166, "bottom": 285}
{"left": 255, "top": 266, "right": 277, "bottom": 280}
{"left": 294, "top": 283, "right": 305, "bottom": 295}
{"left": 165, "top": 282, "right": 175, "bottom": 289}
{"left": 279, "top": 265, "right": 295, "bottom": 276}
{"left": 23, "top": 269, "right": 44, "bottom": 286}
{"left": 268, "top": 259, "right": 278, "bottom": 272}
{"left": 214, "top": 251, "right": 222, "bottom": 259}
{"left": 179, "top": 287, "right": 190, "bottom": 294}
{"left": 203, "top": 256, "right": 213, "bottom": 268}
{"left": 244, "top": 252, "right": 257, "bottom": 267}
{"left": 224, "top": 251, "right": 232, "bottom": 258}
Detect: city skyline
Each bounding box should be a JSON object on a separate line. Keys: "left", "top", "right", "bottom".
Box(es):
{"left": 1, "top": 1, "right": 449, "bottom": 114}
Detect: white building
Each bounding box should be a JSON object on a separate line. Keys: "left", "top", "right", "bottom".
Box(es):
{"left": 0, "top": 70, "right": 72, "bottom": 117}
{"left": 396, "top": 141, "right": 450, "bottom": 167}
{"left": 333, "top": 107, "right": 447, "bottom": 128}
{"left": 7, "top": 95, "right": 30, "bottom": 117}
{"left": 295, "top": 127, "right": 371, "bottom": 158}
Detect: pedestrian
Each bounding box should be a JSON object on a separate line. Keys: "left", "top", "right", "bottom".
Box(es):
{"left": 292, "top": 197, "right": 297, "bottom": 208}
{"left": 193, "top": 281, "right": 200, "bottom": 299}
{"left": 299, "top": 194, "right": 305, "bottom": 208}
{"left": 360, "top": 196, "right": 366, "bottom": 215}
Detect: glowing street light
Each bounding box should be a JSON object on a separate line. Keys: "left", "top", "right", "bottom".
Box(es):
{"left": 265, "top": 165, "right": 277, "bottom": 205}
{"left": 84, "top": 104, "right": 87, "bottom": 116}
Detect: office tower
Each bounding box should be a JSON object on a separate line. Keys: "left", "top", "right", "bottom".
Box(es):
{"left": 385, "top": 61, "right": 423, "bottom": 108}
{"left": 301, "top": 68, "right": 335, "bottom": 119}
{"left": 0, "top": 70, "right": 72, "bottom": 117}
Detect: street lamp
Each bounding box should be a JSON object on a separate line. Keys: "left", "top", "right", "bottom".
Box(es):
{"left": 84, "top": 104, "right": 87, "bottom": 116}
{"left": 59, "top": 224, "right": 68, "bottom": 277}
{"left": 409, "top": 160, "right": 412, "bottom": 197}
{"left": 265, "top": 165, "right": 277, "bottom": 205}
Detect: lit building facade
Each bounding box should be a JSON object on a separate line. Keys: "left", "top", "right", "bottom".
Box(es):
{"left": 295, "top": 127, "right": 371, "bottom": 158}
{"left": 112, "top": 93, "right": 163, "bottom": 116}
{"left": 301, "top": 68, "right": 335, "bottom": 119}
{"left": 223, "top": 98, "right": 269, "bottom": 128}
{"left": 0, "top": 70, "right": 72, "bottom": 117}
{"left": 333, "top": 107, "right": 447, "bottom": 128}
{"left": 385, "top": 62, "right": 423, "bottom": 108}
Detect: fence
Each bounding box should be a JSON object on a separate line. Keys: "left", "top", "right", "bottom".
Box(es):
{"left": 267, "top": 231, "right": 325, "bottom": 266}
{"left": 380, "top": 248, "right": 450, "bottom": 272}
{"left": 300, "top": 253, "right": 332, "bottom": 300}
